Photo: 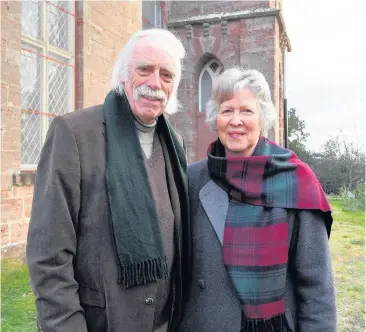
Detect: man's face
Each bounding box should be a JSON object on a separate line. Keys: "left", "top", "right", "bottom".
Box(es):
{"left": 123, "top": 41, "right": 176, "bottom": 124}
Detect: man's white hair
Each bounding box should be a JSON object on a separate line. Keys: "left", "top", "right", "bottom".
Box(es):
{"left": 111, "top": 28, "right": 185, "bottom": 115}
{"left": 205, "top": 67, "right": 277, "bottom": 136}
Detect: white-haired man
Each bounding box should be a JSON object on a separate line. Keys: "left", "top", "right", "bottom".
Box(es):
{"left": 27, "top": 28, "right": 190, "bottom": 332}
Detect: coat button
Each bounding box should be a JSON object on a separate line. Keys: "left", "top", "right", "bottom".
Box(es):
{"left": 145, "top": 297, "right": 154, "bottom": 305}
{"left": 198, "top": 279, "right": 206, "bottom": 289}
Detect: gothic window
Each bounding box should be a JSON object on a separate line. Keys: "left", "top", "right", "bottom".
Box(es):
{"left": 199, "top": 59, "right": 223, "bottom": 112}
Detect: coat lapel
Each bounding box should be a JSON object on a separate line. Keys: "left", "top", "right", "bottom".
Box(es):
{"left": 160, "top": 134, "right": 182, "bottom": 252}
{"left": 199, "top": 180, "right": 229, "bottom": 246}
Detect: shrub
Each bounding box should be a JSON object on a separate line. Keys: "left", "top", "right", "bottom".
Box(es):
{"left": 342, "top": 182, "right": 365, "bottom": 212}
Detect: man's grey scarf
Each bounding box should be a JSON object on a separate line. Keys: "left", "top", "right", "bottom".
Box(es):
{"left": 103, "top": 90, "right": 187, "bottom": 289}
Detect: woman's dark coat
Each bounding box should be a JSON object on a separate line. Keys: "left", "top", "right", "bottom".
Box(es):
{"left": 178, "top": 160, "right": 337, "bottom": 332}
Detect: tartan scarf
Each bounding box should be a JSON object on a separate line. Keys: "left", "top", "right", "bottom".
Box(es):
{"left": 207, "top": 137, "right": 333, "bottom": 331}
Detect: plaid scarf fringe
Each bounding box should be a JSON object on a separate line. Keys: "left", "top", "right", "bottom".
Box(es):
{"left": 241, "top": 313, "right": 291, "bottom": 332}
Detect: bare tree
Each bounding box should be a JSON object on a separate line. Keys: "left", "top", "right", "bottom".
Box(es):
{"left": 317, "top": 131, "right": 365, "bottom": 193}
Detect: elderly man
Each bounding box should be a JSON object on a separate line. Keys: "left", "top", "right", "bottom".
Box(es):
{"left": 26, "top": 28, "right": 190, "bottom": 332}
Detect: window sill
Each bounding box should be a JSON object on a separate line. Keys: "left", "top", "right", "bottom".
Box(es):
{"left": 12, "top": 171, "right": 37, "bottom": 186}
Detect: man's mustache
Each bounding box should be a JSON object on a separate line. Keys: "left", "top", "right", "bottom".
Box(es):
{"left": 133, "top": 85, "right": 168, "bottom": 106}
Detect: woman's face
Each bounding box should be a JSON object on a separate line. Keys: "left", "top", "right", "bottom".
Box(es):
{"left": 216, "top": 88, "right": 262, "bottom": 157}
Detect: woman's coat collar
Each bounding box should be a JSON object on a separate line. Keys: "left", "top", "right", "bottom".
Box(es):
{"left": 198, "top": 180, "right": 228, "bottom": 245}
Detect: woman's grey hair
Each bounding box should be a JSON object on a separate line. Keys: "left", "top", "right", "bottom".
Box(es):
{"left": 111, "top": 28, "right": 185, "bottom": 115}
{"left": 205, "top": 67, "right": 276, "bottom": 136}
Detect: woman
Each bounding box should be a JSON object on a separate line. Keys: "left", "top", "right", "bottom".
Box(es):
{"left": 179, "top": 68, "right": 336, "bottom": 332}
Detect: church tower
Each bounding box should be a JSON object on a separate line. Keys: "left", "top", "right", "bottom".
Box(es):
{"left": 163, "top": 1, "right": 291, "bottom": 162}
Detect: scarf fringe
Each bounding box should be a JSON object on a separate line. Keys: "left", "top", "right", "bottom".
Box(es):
{"left": 118, "top": 257, "right": 170, "bottom": 289}
{"left": 241, "top": 313, "right": 292, "bottom": 332}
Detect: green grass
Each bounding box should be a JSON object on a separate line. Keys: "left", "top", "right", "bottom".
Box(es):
{"left": 328, "top": 198, "right": 365, "bottom": 332}
{"left": 1, "top": 198, "right": 365, "bottom": 331}
{"left": 1, "top": 259, "right": 37, "bottom": 332}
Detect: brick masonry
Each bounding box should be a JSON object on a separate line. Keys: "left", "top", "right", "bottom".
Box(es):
{"left": 1, "top": 0, "right": 141, "bottom": 258}
{"left": 1, "top": 0, "right": 25, "bottom": 258}
{"left": 167, "top": 0, "right": 272, "bottom": 21}
{"left": 76, "top": 1, "right": 141, "bottom": 110}
{"left": 166, "top": 0, "right": 288, "bottom": 163}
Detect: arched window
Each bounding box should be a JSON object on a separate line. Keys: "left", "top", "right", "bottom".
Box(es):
{"left": 198, "top": 59, "right": 223, "bottom": 112}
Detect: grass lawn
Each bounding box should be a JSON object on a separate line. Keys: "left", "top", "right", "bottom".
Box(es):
{"left": 1, "top": 259, "right": 37, "bottom": 331}
{"left": 1, "top": 198, "right": 365, "bottom": 331}
{"left": 328, "top": 198, "right": 365, "bottom": 331}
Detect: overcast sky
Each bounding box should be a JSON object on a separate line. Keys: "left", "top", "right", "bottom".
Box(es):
{"left": 282, "top": 0, "right": 366, "bottom": 152}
